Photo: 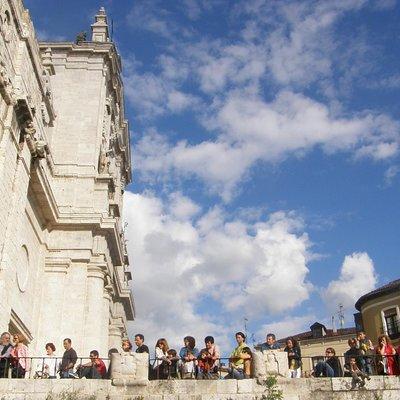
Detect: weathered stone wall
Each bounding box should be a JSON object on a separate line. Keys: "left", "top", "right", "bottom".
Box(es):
{"left": 0, "top": 0, "right": 133, "bottom": 358}
{"left": 0, "top": 377, "right": 398, "bottom": 400}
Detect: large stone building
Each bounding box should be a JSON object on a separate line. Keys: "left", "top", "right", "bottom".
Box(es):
{"left": 0, "top": 0, "right": 134, "bottom": 358}
{"left": 355, "top": 278, "right": 400, "bottom": 347}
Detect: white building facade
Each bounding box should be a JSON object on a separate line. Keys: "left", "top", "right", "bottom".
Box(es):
{"left": 0, "top": 1, "right": 134, "bottom": 358}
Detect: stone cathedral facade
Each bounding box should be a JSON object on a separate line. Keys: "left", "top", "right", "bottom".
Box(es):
{"left": 0, "top": 1, "right": 134, "bottom": 357}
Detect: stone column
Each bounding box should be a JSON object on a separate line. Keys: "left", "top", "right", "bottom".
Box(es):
{"left": 109, "top": 320, "right": 123, "bottom": 352}
{"left": 83, "top": 263, "right": 107, "bottom": 357}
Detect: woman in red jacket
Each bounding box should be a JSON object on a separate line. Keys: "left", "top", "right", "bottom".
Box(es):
{"left": 375, "top": 334, "right": 398, "bottom": 375}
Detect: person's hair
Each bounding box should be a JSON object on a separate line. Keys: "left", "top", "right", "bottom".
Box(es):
{"left": 348, "top": 338, "right": 357, "bottom": 346}
{"left": 13, "top": 333, "right": 23, "bottom": 342}
{"left": 184, "top": 336, "right": 196, "bottom": 350}
{"left": 285, "top": 337, "right": 298, "bottom": 348}
{"left": 167, "top": 349, "right": 177, "bottom": 357}
{"left": 378, "top": 334, "right": 392, "bottom": 345}
{"left": 45, "top": 343, "right": 56, "bottom": 352}
{"left": 235, "top": 332, "right": 246, "bottom": 339}
{"left": 156, "top": 338, "right": 169, "bottom": 351}
{"left": 267, "top": 333, "right": 276, "bottom": 340}
{"left": 135, "top": 334, "right": 144, "bottom": 341}
{"left": 242, "top": 346, "right": 252, "bottom": 355}
{"left": 90, "top": 350, "right": 99, "bottom": 357}
{"left": 63, "top": 338, "right": 72, "bottom": 344}
{"left": 199, "top": 348, "right": 208, "bottom": 357}
{"left": 325, "top": 347, "right": 335, "bottom": 355}
{"left": 204, "top": 336, "right": 214, "bottom": 344}
{"left": 356, "top": 331, "right": 365, "bottom": 336}
{"left": 122, "top": 339, "right": 133, "bottom": 350}
{"left": 1, "top": 332, "right": 10, "bottom": 339}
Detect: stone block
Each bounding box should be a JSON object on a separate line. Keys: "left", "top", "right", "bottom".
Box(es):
{"left": 308, "top": 377, "right": 332, "bottom": 392}
{"left": 33, "top": 379, "right": 54, "bottom": 393}
{"left": 383, "top": 375, "right": 400, "bottom": 390}
{"left": 170, "top": 379, "right": 196, "bottom": 394}
{"left": 331, "top": 377, "right": 353, "bottom": 391}
{"left": 194, "top": 379, "right": 217, "bottom": 394}
{"left": 264, "top": 350, "right": 289, "bottom": 377}
{"left": 216, "top": 379, "right": 238, "bottom": 394}
{"left": 237, "top": 379, "right": 254, "bottom": 393}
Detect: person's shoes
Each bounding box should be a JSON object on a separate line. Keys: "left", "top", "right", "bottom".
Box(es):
{"left": 366, "top": 375, "right": 371, "bottom": 381}
{"left": 69, "top": 372, "right": 79, "bottom": 379}
{"left": 359, "top": 380, "right": 365, "bottom": 388}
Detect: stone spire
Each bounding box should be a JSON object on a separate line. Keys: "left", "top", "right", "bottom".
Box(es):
{"left": 91, "top": 7, "right": 110, "bottom": 42}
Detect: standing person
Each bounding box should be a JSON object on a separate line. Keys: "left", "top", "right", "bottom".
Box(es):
{"left": 0, "top": 332, "right": 12, "bottom": 378}
{"left": 284, "top": 337, "right": 302, "bottom": 378}
{"left": 356, "top": 331, "right": 374, "bottom": 375}
{"left": 179, "top": 336, "right": 199, "bottom": 378}
{"left": 152, "top": 338, "right": 170, "bottom": 380}
{"left": 134, "top": 334, "right": 149, "bottom": 354}
{"left": 314, "top": 347, "right": 343, "bottom": 377}
{"left": 60, "top": 338, "right": 78, "bottom": 378}
{"left": 225, "top": 332, "right": 251, "bottom": 380}
{"left": 204, "top": 336, "right": 220, "bottom": 378}
{"left": 260, "top": 333, "right": 281, "bottom": 351}
{"left": 375, "top": 334, "right": 398, "bottom": 375}
{"left": 76, "top": 350, "right": 106, "bottom": 379}
{"left": 10, "top": 333, "right": 30, "bottom": 378}
{"left": 36, "top": 343, "right": 57, "bottom": 378}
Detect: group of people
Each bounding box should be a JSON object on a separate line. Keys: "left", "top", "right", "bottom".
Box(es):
{"left": 1, "top": 329, "right": 400, "bottom": 383}
{"left": 0, "top": 332, "right": 106, "bottom": 379}
{"left": 310, "top": 332, "right": 400, "bottom": 389}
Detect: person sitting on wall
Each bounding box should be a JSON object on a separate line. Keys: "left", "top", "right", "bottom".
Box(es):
{"left": 344, "top": 338, "right": 362, "bottom": 376}
{"left": 198, "top": 348, "right": 217, "bottom": 379}
{"left": 259, "top": 333, "right": 281, "bottom": 351}
{"left": 0, "top": 332, "right": 13, "bottom": 378}
{"left": 76, "top": 350, "right": 106, "bottom": 379}
{"left": 313, "top": 347, "right": 343, "bottom": 378}
{"left": 59, "top": 338, "right": 78, "bottom": 378}
{"left": 344, "top": 356, "right": 371, "bottom": 389}
{"left": 134, "top": 334, "right": 149, "bottom": 354}
{"left": 225, "top": 332, "right": 251, "bottom": 380}
{"left": 166, "top": 349, "right": 180, "bottom": 379}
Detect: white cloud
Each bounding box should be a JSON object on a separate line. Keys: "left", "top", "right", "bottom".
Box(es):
{"left": 323, "top": 252, "right": 377, "bottom": 312}
{"left": 384, "top": 165, "right": 400, "bottom": 186}
{"left": 124, "top": 191, "right": 313, "bottom": 353}
{"left": 135, "top": 91, "right": 400, "bottom": 200}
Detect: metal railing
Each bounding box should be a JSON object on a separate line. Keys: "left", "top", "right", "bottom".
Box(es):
{"left": 0, "top": 353, "right": 398, "bottom": 380}
{"left": 0, "top": 356, "right": 110, "bottom": 379}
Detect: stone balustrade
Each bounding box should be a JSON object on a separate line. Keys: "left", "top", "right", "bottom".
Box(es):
{"left": 0, "top": 376, "right": 398, "bottom": 399}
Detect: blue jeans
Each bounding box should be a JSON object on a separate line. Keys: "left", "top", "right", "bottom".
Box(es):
{"left": 60, "top": 369, "right": 74, "bottom": 378}
{"left": 225, "top": 367, "right": 245, "bottom": 380}
{"left": 315, "top": 362, "right": 334, "bottom": 377}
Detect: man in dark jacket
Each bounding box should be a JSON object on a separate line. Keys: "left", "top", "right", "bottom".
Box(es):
{"left": 314, "top": 347, "right": 343, "bottom": 377}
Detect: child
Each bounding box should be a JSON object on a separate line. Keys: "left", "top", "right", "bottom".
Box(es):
{"left": 197, "top": 349, "right": 214, "bottom": 379}
{"left": 345, "top": 356, "right": 371, "bottom": 389}
{"left": 241, "top": 347, "right": 252, "bottom": 379}
{"left": 167, "top": 349, "right": 180, "bottom": 379}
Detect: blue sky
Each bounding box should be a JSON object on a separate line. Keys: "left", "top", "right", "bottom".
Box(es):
{"left": 26, "top": 0, "right": 400, "bottom": 353}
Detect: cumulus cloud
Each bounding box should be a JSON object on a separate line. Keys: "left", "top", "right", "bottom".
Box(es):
{"left": 135, "top": 91, "right": 399, "bottom": 200}
{"left": 124, "top": 191, "right": 313, "bottom": 352}
{"left": 323, "top": 252, "right": 377, "bottom": 312}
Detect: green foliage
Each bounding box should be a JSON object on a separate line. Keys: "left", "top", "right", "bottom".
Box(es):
{"left": 259, "top": 375, "right": 283, "bottom": 400}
